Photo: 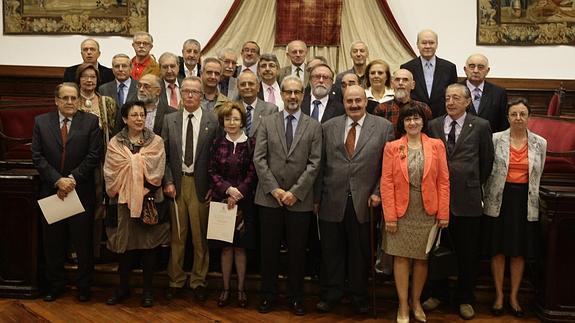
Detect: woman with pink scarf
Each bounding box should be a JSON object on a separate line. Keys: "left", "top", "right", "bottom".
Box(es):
{"left": 103, "top": 100, "right": 169, "bottom": 307}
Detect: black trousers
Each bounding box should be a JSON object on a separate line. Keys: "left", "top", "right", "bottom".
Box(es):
{"left": 117, "top": 249, "right": 157, "bottom": 294}
{"left": 42, "top": 207, "right": 94, "bottom": 290}
{"left": 259, "top": 206, "right": 311, "bottom": 301}
{"left": 426, "top": 215, "right": 481, "bottom": 304}
{"left": 319, "top": 196, "right": 370, "bottom": 304}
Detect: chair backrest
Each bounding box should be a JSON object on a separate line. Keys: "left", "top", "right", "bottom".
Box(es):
{"left": 0, "top": 106, "right": 54, "bottom": 160}
{"left": 528, "top": 115, "right": 575, "bottom": 174}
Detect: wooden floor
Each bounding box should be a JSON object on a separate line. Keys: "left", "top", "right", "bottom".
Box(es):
{"left": 0, "top": 287, "right": 541, "bottom": 323}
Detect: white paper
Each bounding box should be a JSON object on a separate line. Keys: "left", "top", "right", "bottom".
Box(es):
{"left": 38, "top": 189, "right": 85, "bottom": 224}
{"left": 207, "top": 201, "right": 237, "bottom": 243}
{"left": 426, "top": 222, "right": 439, "bottom": 254}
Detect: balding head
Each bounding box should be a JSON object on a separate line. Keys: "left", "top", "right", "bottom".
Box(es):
{"left": 464, "top": 53, "right": 490, "bottom": 86}
{"left": 344, "top": 85, "right": 367, "bottom": 122}
{"left": 391, "top": 68, "right": 416, "bottom": 103}
{"left": 416, "top": 29, "right": 438, "bottom": 60}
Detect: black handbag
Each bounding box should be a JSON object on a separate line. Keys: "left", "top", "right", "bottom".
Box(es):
{"left": 427, "top": 228, "right": 458, "bottom": 280}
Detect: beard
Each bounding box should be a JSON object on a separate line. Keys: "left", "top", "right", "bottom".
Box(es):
{"left": 394, "top": 89, "right": 408, "bottom": 102}
{"left": 286, "top": 102, "right": 299, "bottom": 111}
{"left": 137, "top": 93, "right": 156, "bottom": 104}
{"left": 312, "top": 85, "right": 329, "bottom": 99}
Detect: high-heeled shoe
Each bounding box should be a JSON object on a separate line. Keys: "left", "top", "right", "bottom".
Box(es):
{"left": 217, "top": 290, "right": 230, "bottom": 307}
{"left": 397, "top": 311, "right": 410, "bottom": 323}
{"left": 237, "top": 290, "right": 248, "bottom": 308}
{"left": 509, "top": 303, "right": 525, "bottom": 318}
{"left": 412, "top": 307, "right": 427, "bottom": 322}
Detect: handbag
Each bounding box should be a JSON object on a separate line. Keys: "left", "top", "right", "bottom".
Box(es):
{"left": 427, "top": 228, "right": 458, "bottom": 281}
{"left": 141, "top": 195, "right": 159, "bottom": 225}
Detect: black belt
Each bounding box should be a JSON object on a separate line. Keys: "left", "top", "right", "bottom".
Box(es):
{"left": 182, "top": 171, "right": 194, "bottom": 177}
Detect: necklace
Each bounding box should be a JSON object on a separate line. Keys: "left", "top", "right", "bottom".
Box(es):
{"left": 80, "top": 92, "right": 96, "bottom": 108}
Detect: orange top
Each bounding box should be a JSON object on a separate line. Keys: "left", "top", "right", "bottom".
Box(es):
{"left": 506, "top": 143, "right": 529, "bottom": 183}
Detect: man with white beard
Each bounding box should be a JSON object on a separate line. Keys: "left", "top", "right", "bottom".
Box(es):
{"left": 373, "top": 68, "right": 433, "bottom": 137}
{"left": 136, "top": 74, "right": 174, "bottom": 135}
{"left": 300, "top": 63, "right": 345, "bottom": 123}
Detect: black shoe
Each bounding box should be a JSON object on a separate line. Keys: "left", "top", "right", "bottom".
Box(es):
{"left": 291, "top": 300, "right": 306, "bottom": 316}
{"left": 165, "top": 287, "right": 181, "bottom": 300}
{"left": 491, "top": 305, "right": 504, "bottom": 316}
{"left": 258, "top": 299, "right": 274, "bottom": 313}
{"left": 106, "top": 289, "right": 131, "bottom": 305}
{"left": 316, "top": 300, "right": 333, "bottom": 313}
{"left": 76, "top": 288, "right": 91, "bottom": 302}
{"left": 43, "top": 287, "right": 65, "bottom": 302}
{"left": 141, "top": 291, "right": 154, "bottom": 307}
{"left": 193, "top": 286, "right": 207, "bottom": 302}
{"left": 217, "top": 290, "right": 230, "bottom": 307}
{"left": 510, "top": 305, "right": 525, "bottom": 318}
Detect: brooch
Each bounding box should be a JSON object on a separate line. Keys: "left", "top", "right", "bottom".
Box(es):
{"left": 399, "top": 145, "right": 406, "bottom": 160}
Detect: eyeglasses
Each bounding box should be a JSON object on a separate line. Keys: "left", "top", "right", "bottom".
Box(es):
{"left": 137, "top": 83, "right": 159, "bottom": 90}
{"left": 282, "top": 90, "right": 303, "bottom": 96}
{"left": 58, "top": 96, "right": 78, "bottom": 102}
{"left": 113, "top": 64, "right": 130, "bottom": 69}
{"left": 404, "top": 116, "right": 422, "bottom": 123}
{"left": 181, "top": 89, "right": 202, "bottom": 96}
{"left": 311, "top": 74, "right": 333, "bottom": 81}
{"left": 133, "top": 41, "right": 151, "bottom": 47}
{"left": 129, "top": 113, "right": 146, "bottom": 119}
{"left": 222, "top": 59, "right": 237, "bottom": 66}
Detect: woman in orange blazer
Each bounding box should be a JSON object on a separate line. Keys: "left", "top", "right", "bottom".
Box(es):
{"left": 381, "top": 104, "right": 450, "bottom": 323}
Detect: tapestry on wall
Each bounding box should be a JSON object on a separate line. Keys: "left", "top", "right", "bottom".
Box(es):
{"left": 276, "top": 0, "right": 342, "bottom": 46}
{"left": 477, "top": 0, "right": 575, "bottom": 45}
{"left": 2, "top": 0, "right": 147, "bottom": 36}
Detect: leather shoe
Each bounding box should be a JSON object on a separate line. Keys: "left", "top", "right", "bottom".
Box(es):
{"left": 258, "top": 299, "right": 274, "bottom": 313}
{"left": 76, "top": 288, "right": 91, "bottom": 302}
{"left": 422, "top": 297, "right": 441, "bottom": 311}
{"left": 459, "top": 304, "right": 475, "bottom": 320}
{"left": 316, "top": 300, "right": 333, "bottom": 313}
{"left": 290, "top": 300, "right": 306, "bottom": 316}
{"left": 141, "top": 291, "right": 154, "bottom": 308}
{"left": 106, "top": 289, "right": 130, "bottom": 305}
{"left": 193, "top": 286, "right": 207, "bottom": 302}
{"left": 165, "top": 287, "right": 180, "bottom": 300}
{"left": 43, "top": 288, "right": 65, "bottom": 302}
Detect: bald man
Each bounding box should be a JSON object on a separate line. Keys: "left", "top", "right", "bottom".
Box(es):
{"left": 63, "top": 38, "right": 114, "bottom": 86}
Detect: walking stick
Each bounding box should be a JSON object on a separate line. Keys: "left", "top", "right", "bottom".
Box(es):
{"left": 369, "top": 205, "right": 377, "bottom": 318}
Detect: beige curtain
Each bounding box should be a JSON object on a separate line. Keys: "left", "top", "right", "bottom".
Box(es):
{"left": 202, "top": 0, "right": 413, "bottom": 74}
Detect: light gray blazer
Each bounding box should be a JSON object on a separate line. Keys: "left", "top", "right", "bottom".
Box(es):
{"left": 253, "top": 111, "right": 322, "bottom": 212}
{"left": 483, "top": 129, "right": 547, "bottom": 221}
{"left": 246, "top": 99, "right": 278, "bottom": 138}
{"left": 317, "top": 113, "right": 394, "bottom": 223}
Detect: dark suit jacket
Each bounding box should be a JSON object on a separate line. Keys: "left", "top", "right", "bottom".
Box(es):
{"left": 159, "top": 78, "right": 184, "bottom": 108}
{"left": 300, "top": 94, "right": 345, "bottom": 124}
{"left": 162, "top": 108, "right": 219, "bottom": 201}
{"left": 64, "top": 63, "right": 114, "bottom": 86}
{"left": 428, "top": 113, "right": 494, "bottom": 217}
{"left": 31, "top": 110, "right": 103, "bottom": 204}
{"left": 317, "top": 113, "right": 394, "bottom": 223}
{"left": 401, "top": 56, "right": 458, "bottom": 118}
{"left": 177, "top": 57, "right": 201, "bottom": 79}
{"left": 253, "top": 111, "right": 322, "bottom": 212}
{"left": 99, "top": 79, "right": 139, "bottom": 135}
{"left": 461, "top": 80, "right": 509, "bottom": 133}
{"left": 152, "top": 102, "right": 176, "bottom": 135}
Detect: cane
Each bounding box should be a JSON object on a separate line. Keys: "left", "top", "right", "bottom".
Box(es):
{"left": 369, "top": 205, "right": 377, "bottom": 318}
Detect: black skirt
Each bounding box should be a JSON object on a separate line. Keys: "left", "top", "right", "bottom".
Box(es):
{"left": 482, "top": 182, "right": 540, "bottom": 260}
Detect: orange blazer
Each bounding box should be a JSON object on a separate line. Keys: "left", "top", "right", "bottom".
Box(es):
{"left": 381, "top": 134, "right": 450, "bottom": 222}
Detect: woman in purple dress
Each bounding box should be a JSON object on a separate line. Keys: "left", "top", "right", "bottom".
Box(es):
{"left": 208, "top": 101, "right": 257, "bottom": 308}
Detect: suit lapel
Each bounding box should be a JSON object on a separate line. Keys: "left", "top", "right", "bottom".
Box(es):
{"left": 432, "top": 117, "right": 447, "bottom": 145}
{"left": 66, "top": 111, "right": 83, "bottom": 144}
{"left": 336, "top": 116, "right": 348, "bottom": 158}
{"left": 454, "top": 114, "right": 473, "bottom": 153}
{"left": 352, "top": 114, "right": 373, "bottom": 158}
{"left": 196, "top": 110, "right": 212, "bottom": 156}
{"left": 173, "top": 110, "right": 184, "bottom": 160}
{"left": 477, "top": 82, "right": 491, "bottom": 116}
{"left": 275, "top": 113, "right": 289, "bottom": 155}
{"left": 50, "top": 111, "right": 64, "bottom": 148}
{"left": 414, "top": 61, "right": 429, "bottom": 100}
{"left": 289, "top": 114, "right": 308, "bottom": 156}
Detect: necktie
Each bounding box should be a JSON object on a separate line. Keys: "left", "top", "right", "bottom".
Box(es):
{"left": 286, "top": 115, "right": 295, "bottom": 150}
{"left": 296, "top": 67, "right": 301, "bottom": 78}
{"left": 345, "top": 122, "right": 357, "bottom": 157}
{"left": 267, "top": 86, "right": 276, "bottom": 105}
{"left": 117, "top": 83, "right": 126, "bottom": 106}
{"left": 246, "top": 105, "right": 253, "bottom": 136}
{"left": 311, "top": 100, "right": 320, "bottom": 121}
{"left": 473, "top": 88, "right": 482, "bottom": 113}
{"left": 447, "top": 120, "right": 457, "bottom": 155}
{"left": 168, "top": 83, "right": 178, "bottom": 108}
{"left": 184, "top": 114, "right": 194, "bottom": 166}
{"left": 220, "top": 80, "right": 229, "bottom": 96}
{"left": 60, "top": 118, "right": 69, "bottom": 172}
{"left": 424, "top": 62, "right": 433, "bottom": 97}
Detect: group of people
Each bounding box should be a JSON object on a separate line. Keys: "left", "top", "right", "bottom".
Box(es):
{"left": 30, "top": 28, "right": 547, "bottom": 322}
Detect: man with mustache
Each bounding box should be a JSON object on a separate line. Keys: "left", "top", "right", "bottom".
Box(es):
{"left": 137, "top": 74, "right": 174, "bottom": 135}
{"left": 373, "top": 69, "right": 432, "bottom": 137}
{"left": 158, "top": 52, "right": 184, "bottom": 110}
{"left": 301, "top": 64, "right": 345, "bottom": 123}
{"left": 236, "top": 41, "right": 260, "bottom": 75}
{"left": 178, "top": 39, "right": 202, "bottom": 79}
{"left": 217, "top": 48, "right": 239, "bottom": 100}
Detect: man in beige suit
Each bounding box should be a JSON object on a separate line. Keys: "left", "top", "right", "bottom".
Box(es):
{"left": 253, "top": 75, "right": 322, "bottom": 316}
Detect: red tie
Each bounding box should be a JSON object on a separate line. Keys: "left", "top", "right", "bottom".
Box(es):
{"left": 60, "top": 118, "right": 69, "bottom": 172}
{"left": 168, "top": 83, "right": 178, "bottom": 109}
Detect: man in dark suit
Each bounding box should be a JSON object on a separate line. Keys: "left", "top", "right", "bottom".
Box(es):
{"left": 315, "top": 85, "right": 394, "bottom": 314}
{"left": 178, "top": 39, "right": 202, "bottom": 79}
{"left": 31, "top": 83, "right": 102, "bottom": 302}
{"left": 163, "top": 76, "right": 219, "bottom": 302}
{"left": 401, "top": 29, "right": 458, "bottom": 118}
{"left": 63, "top": 39, "right": 114, "bottom": 86}
{"left": 137, "top": 74, "right": 174, "bottom": 135}
{"left": 237, "top": 70, "right": 277, "bottom": 137}
{"left": 254, "top": 75, "right": 322, "bottom": 316}
{"left": 301, "top": 64, "right": 345, "bottom": 123}
{"left": 425, "top": 83, "right": 494, "bottom": 320}
{"left": 98, "top": 54, "right": 139, "bottom": 125}
{"left": 158, "top": 52, "right": 184, "bottom": 109}
{"left": 278, "top": 40, "right": 309, "bottom": 86}
{"left": 462, "top": 53, "right": 509, "bottom": 132}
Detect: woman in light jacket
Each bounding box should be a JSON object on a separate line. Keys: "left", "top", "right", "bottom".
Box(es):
{"left": 381, "top": 104, "right": 450, "bottom": 323}
{"left": 483, "top": 98, "right": 547, "bottom": 317}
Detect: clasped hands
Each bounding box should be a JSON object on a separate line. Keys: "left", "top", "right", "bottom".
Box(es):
{"left": 55, "top": 177, "right": 76, "bottom": 200}
{"left": 226, "top": 186, "right": 244, "bottom": 209}
{"left": 385, "top": 218, "right": 449, "bottom": 234}
{"left": 271, "top": 188, "right": 297, "bottom": 207}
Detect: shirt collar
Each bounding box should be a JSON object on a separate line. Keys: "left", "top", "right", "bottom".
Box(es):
{"left": 243, "top": 97, "right": 258, "bottom": 108}
{"left": 420, "top": 55, "right": 437, "bottom": 67}
{"left": 466, "top": 80, "right": 485, "bottom": 92}
{"left": 346, "top": 114, "right": 366, "bottom": 128}
{"left": 283, "top": 109, "right": 301, "bottom": 121}
{"left": 58, "top": 111, "right": 73, "bottom": 122}
{"left": 446, "top": 111, "right": 466, "bottom": 126}
{"left": 116, "top": 78, "right": 132, "bottom": 88}
{"left": 225, "top": 131, "right": 248, "bottom": 143}
{"left": 310, "top": 93, "right": 329, "bottom": 107}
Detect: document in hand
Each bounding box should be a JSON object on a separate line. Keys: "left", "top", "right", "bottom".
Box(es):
{"left": 207, "top": 201, "right": 238, "bottom": 243}
{"left": 38, "top": 189, "right": 85, "bottom": 224}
